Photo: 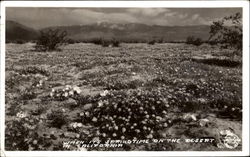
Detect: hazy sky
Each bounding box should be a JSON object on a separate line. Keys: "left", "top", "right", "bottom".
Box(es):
{"left": 6, "top": 8, "right": 241, "bottom": 29}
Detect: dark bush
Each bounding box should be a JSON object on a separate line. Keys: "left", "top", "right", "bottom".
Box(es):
{"left": 15, "top": 39, "right": 26, "bottom": 44}
{"left": 186, "top": 36, "right": 203, "bottom": 46}
{"left": 35, "top": 29, "right": 67, "bottom": 51}
{"left": 92, "top": 38, "right": 120, "bottom": 47}
{"left": 148, "top": 39, "right": 156, "bottom": 45}
{"left": 67, "top": 38, "right": 77, "bottom": 44}
{"left": 111, "top": 38, "right": 120, "bottom": 47}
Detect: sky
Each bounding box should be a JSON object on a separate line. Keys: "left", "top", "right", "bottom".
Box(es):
{"left": 6, "top": 8, "right": 241, "bottom": 29}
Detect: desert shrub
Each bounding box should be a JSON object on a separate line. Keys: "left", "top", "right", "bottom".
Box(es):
{"left": 111, "top": 38, "right": 120, "bottom": 47}
{"left": 186, "top": 36, "right": 203, "bottom": 46}
{"left": 13, "top": 39, "right": 26, "bottom": 44}
{"left": 66, "top": 38, "right": 77, "bottom": 44}
{"left": 92, "top": 38, "right": 120, "bottom": 47}
{"left": 209, "top": 12, "right": 242, "bottom": 53}
{"left": 157, "top": 38, "right": 164, "bottom": 43}
{"left": 148, "top": 39, "right": 156, "bottom": 45}
{"left": 35, "top": 29, "right": 67, "bottom": 51}
{"left": 91, "top": 38, "right": 103, "bottom": 45}
{"left": 47, "top": 109, "right": 69, "bottom": 128}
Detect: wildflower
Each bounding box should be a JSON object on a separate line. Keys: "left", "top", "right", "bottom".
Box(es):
{"left": 16, "top": 111, "right": 27, "bottom": 118}
{"left": 163, "top": 123, "right": 168, "bottom": 127}
{"left": 33, "top": 140, "right": 38, "bottom": 145}
{"left": 122, "top": 127, "right": 126, "bottom": 133}
{"left": 85, "top": 111, "right": 90, "bottom": 117}
{"left": 183, "top": 113, "right": 197, "bottom": 121}
{"left": 65, "top": 85, "right": 71, "bottom": 89}
{"left": 64, "top": 92, "right": 69, "bottom": 97}
{"left": 77, "top": 123, "right": 83, "bottom": 128}
{"left": 92, "top": 117, "right": 97, "bottom": 122}
{"left": 80, "top": 112, "right": 84, "bottom": 116}
{"left": 147, "top": 134, "right": 153, "bottom": 139}
{"left": 98, "top": 101, "right": 103, "bottom": 107}
{"left": 73, "top": 86, "right": 81, "bottom": 94}
{"left": 69, "top": 90, "right": 74, "bottom": 96}
{"left": 199, "top": 118, "right": 209, "bottom": 127}
{"left": 70, "top": 122, "right": 78, "bottom": 129}
{"left": 135, "top": 129, "right": 140, "bottom": 133}
{"left": 100, "top": 90, "right": 109, "bottom": 97}
{"left": 50, "top": 92, "right": 54, "bottom": 97}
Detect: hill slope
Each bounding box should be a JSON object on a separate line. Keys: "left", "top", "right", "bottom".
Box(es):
{"left": 6, "top": 20, "right": 39, "bottom": 42}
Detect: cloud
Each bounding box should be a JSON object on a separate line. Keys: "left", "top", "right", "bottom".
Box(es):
{"left": 126, "top": 8, "right": 169, "bottom": 17}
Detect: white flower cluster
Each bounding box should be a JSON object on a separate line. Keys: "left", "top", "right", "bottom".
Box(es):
{"left": 36, "top": 80, "right": 44, "bottom": 87}
{"left": 50, "top": 85, "right": 81, "bottom": 99}
{"left": 16, "top": 111, "right": 27, "bottom": 119}
{"left": 100, "top": 90, "right": 109, "bottom": 97}
{"left": 70, "top": 122, "right": 83, "bottom": 129}
{"left": 217, "top": 129, "right": 241, "bottom": 149}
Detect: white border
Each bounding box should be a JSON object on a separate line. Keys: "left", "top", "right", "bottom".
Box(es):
{"left": 0, "top": 1, "right": 249, "bottom": 156}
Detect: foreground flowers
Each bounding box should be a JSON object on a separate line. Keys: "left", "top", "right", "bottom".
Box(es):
{"left": 16, "top": 111, "right": 27, "bottom": 119}
{"left": 50, "top": 85, "right": 82, "bottom": 100}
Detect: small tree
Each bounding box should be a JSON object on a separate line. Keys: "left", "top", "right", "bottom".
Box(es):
{"left": 209, "top": 12, "right": 242, "bottom": 53}
{"left": 35, "top": 29, "right": 67, "bottom": 51}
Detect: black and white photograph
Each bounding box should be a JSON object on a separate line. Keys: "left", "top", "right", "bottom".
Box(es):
{"left": 0, "top": 0, "right": 249, "bottom": 156}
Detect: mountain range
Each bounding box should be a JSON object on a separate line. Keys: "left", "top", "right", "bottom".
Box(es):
{"left": 6, "top": 20, "right": 211, "bottom": 42}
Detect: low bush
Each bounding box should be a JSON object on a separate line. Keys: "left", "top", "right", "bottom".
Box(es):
{"left": 92, "top": 38, "right": 120, "bottom": 47}
{"left": 186, "top": 36, "right": 203, "bottom": 46}
{"left": 148, "top": 40, "right": 156, "bottom": 45}
{"left": 35, "top": 29, "right": 68, "bottom": 51}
